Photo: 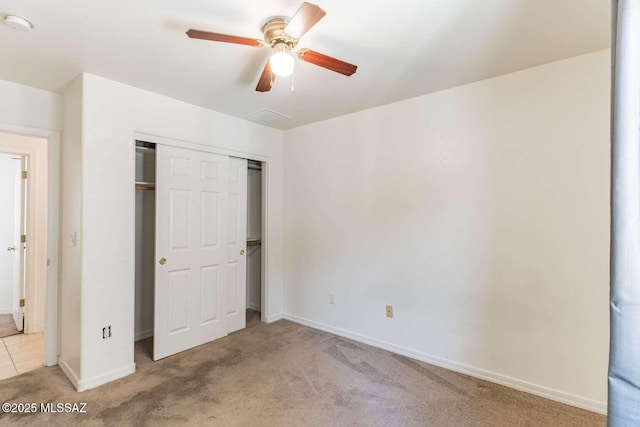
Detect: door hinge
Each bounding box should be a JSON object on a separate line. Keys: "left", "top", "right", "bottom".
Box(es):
{"left": 19, "top": 299, "right": 25, "bottom": 308}
{"left": 21, "top": 170, "right": 27, "bottom": 179}
{"left": 21, "top": 235, "right": 26, "bottom": 243}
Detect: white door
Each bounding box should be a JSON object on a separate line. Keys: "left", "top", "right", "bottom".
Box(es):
{"left": 154, "top": 145, "right": 229, "bottom": 360}
{"left": 0, "top": 154, "right": 22, "bottom": 330}
{"left": 227, "top": 157, "right": 247, "bottom": 333}
{"left": 12, "top": 156, "right": 26, "bottom": 331}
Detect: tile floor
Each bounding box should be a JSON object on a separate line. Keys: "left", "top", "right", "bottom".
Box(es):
{"left": 0, "top": 314, "right": 19, "bottom": 338}
{"left": 0, "top": 332, "right": 44, "bottom": 380}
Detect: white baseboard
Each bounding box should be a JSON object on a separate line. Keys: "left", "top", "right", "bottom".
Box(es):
{"left": 283, "top": 313, "right": 607, "bottom": 415}
{"left": 57, "top": 357, "right": 80, "bottom": 390}
{"left": 58, "top": 358, "right": 135, "bottom": 392}
{"left": 135, "top": 328, "right": 153, "bottom": 341}
{"left": 247, "top": 303, "right": 261, "bottom": 312}
{"left": 0, "top": 309, "right": 12, "bottom": 315}
{"left": 29, "top": 322, "right": 44, "bottom": 334}
{"left": 76, "top": 363, "right": 136, "bottom": 392}
{"left": 265, "top": 312, "right": 283, "bottom": 323}
{"left": 25, "top": 326, "right": 44, "bottom": 335}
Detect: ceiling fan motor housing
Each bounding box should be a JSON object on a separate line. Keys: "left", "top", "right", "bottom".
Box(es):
{"left": 262, "top": 17, "right": 299, "bottom": 50}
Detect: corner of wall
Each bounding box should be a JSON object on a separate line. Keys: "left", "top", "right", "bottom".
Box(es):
{"left": 59, "top": 74, "right": 84, "bottom": 380}
{"left": 57, "top": 356, "right": 81, "bottom": 390}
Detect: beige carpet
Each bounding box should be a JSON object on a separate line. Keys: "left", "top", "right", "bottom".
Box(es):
{"left": 0, "top": 314, "right": 19, "bottom": 338}
{"left": 0, "top": 311, "right": 604, "bottom": 426}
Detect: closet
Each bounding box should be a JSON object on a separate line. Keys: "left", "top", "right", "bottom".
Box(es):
{"left": 134, "top": 142, "right": 155, "bottom": 342}
{"left": 246, "top": 160, "right": 262, "bottom": 315}
{"left": 134, "top": 140, "right": 262, "bottom": 361}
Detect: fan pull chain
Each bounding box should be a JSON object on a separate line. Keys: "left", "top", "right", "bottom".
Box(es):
{"left": 291, "top": 72, "right": 295, "bottom": 92}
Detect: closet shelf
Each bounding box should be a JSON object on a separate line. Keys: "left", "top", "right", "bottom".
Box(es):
{"left": 247, "top": 239, "right": 261, "bottom": 247}
{"left": 135, "top": 181, "right": 156, "bottom": 191}
{"left": 248, "top": 165, "right": 262, "bottom": 171}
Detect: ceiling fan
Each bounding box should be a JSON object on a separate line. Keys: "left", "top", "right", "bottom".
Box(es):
{"left": 186, "top": 2, "right": 358, "bottom": 92}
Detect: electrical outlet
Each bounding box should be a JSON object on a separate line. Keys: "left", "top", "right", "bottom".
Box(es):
{"left": 329, "top": 293, "right": 335, "bottom": 304}
{"left": 102, "top": 326, "right": 112, "bottom": 339}
{"left": 385, "top": 305, "right": 393, "bottom": 318}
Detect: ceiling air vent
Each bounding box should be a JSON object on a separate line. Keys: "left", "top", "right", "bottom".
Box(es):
{"left": 244, "top": 108, "right": 292, "bottom": 127}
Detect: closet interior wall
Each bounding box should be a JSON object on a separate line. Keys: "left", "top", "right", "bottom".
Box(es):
{"left": 246, "top": 161, "right": 262, "bottom": 312}
{"left": 135, "top": 143, "right": 155, "bottom": 341}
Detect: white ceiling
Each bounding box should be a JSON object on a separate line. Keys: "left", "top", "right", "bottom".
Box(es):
{"left": 0, "top": 0, "right": 610, "bottom": 130}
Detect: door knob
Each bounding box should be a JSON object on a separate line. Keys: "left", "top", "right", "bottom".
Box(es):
{"left": 7, "top": 246, "right": 15, "bottom": 252}
{"left": 240, "top": 249, "right": 245, "bottom": 255}
{"left": 159, "top": 257, "right": 167, "bottom": 265}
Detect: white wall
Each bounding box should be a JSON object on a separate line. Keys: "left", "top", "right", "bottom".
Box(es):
{"left": 0, "top": 154, "right": 18, "bottom": 314}
{"left": 0, "top": 79, "right": 62, "bottom": 131}
{"left": 283, "top": 50, "right": 610, "bottom": 412}
{"left": 66, "top": 73, "right": 284, "bottom": 390}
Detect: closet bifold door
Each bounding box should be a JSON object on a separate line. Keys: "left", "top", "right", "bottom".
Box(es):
{"left": 153, "top": 145, "right": 229, "bottom": 360}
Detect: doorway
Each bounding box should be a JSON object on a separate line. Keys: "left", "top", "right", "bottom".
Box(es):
{"left": 0, "top": 146, "right": 43, "bottom": 381}
{"left": 0, "top": 128, "right": 54, "bottom": 380}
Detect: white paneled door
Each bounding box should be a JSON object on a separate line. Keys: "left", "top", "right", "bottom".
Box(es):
{"left": 154, "top": 145, "right": 229, "bottom": 360}
{"left": 227, "top": 157, "right": 247, "bottom": 334}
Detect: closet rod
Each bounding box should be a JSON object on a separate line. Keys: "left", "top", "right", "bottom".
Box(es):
{"left": 135, "top": 146, "right": 156, "bottom": 154}
{"left": 135, "top": 181, "right": 156, "bottom": 191}
{"left": 247, "top": 239, "right": 261, "bottom": 247}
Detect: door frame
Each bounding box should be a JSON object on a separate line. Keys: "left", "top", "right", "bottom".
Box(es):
{"left": 0, "top": 124, "right": 60, "bottom": 367}
{"left": 133, "top": 132, "right": 272, "bottom": 324}
{"left": 11, "top": 153, "right": 26, "bottom": 332}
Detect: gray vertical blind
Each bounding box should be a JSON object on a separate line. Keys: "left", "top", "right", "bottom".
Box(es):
{"left": 609, "top": 1, "right": 640, "bottom": 425}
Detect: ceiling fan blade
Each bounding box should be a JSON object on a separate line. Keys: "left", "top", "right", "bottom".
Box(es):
{"left": 256, "top": 60, "right": 275, "bottom": 92}
{"left": 298, "top": 49, "right": 357, "bottom": 76}
{"left": 284, "top": 2, "right": 326, "bottom": 39}
{"left": 186, "top": 29, "right": 263, "bottom": 47}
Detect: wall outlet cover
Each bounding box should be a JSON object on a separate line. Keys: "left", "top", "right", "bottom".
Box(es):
{"left": 102, "top": 325, "right": 112, "bottom": 339}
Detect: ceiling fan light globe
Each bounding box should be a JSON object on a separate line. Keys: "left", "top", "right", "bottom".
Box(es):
{"left": 270, "top": 52, "right": 294, "bottom": 77}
